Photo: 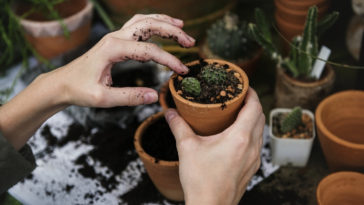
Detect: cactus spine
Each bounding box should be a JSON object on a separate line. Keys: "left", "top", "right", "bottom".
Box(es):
{"left": 181, "top": 77, "right": 201, "bottom": 97}
{"left": 200, "top": 64, "right": 228, "bottom": 85}
{"left": 281, "top": 107, "right": 303, "bottom": 133}
{"left": 248, "top": 6, "right": 338, "bottom": 78}
{"left": 207, "top": 13, "right": 254, "bottom": 60}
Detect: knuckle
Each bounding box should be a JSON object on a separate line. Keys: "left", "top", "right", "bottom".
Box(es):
{"left": 178, "top": 137, "right": 193, "bottom": 149}
{"left": 91, "top": 88, "right": 106, "bottom": 106}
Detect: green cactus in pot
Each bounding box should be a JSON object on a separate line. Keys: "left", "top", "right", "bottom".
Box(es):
{"left": 181, "top": 77, "right": 201, "bottom": 97}
{"left": 281, "top": 107, "right": 302, "bottom": 133}
{"left": 207, "top": 13, "right": 256, "bottom": 60}
{"left": 248, "top": 6, "right": 339, "bottom": 79}
{"left": 200, "top": 64, "right": 228, "bottom": 85}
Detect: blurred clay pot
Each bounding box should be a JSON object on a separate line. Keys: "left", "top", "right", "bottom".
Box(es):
{"left": 315, "top": 90, "right": 364, "bottom": 171}
{"left": 316, "top": 171, "right": 364, "bottom": 205}
{"left": 134, "top": 112, "right": 183, "bottom": 201}
{"left": 169, "top": 59, "right": 249, "bottom": 136}
{"left": 102, "top": 0, "right": 235, "bottom": 39}
{"left": 274, "top": 65, "right": 335, "bottom": 110}
{"left": 159, "top": 81, "right": 176, "bottom": 110}
{"left": 274, "top": 0, "right": 330, "bottom": 42}
{"left": 17, "top": 0, "right": 93, "bottom": 59}
{"left": 199, "top": 41, "right": 263, "bottom": 77}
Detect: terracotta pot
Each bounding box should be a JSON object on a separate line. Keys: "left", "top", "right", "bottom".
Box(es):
{"left": 274, "top": 0, "right": 330, "bottom": 42}
{"left": 134, "top": 112, "right": 183, "bottom": 201}
{"left": 315, "top": 90, "right": 364, "bottom": 171}
{"left": 269, "top": 108, "right": 315, "bottom": 167}
{"left": 316, "top": 171, "right": 364, "bottom": 205}
{"left": 169, "top": 59, "right": 249, "bottom": 136}
{"left": 18, "top": 0, "right": 93, "bottom": 59}
{"left": 274, "top": 65, "right": 335, "bottom": 110}
{"left": 159, "top": 81, "right": 176, "bottom": 110}
{"left": 199, "top": 41, "right": 263, "bottom": 77}
{"left": 102, "top": 0, "right": 235, "bottom": 39}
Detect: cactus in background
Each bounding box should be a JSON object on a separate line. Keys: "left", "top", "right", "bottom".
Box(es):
{"left": 248, "top": 6, "right": 339, "bottom": 78}
{"left": 181, "top": 77, "right": 201, "bottom": 97}
{"left": 200, "top": 64, "right": 228, "bottom": 85}
{"left": 207, "top": 13, "right": 255, "bottom": 60}
{"left": 281, "top": 107, "right": 303, "bottom": 133}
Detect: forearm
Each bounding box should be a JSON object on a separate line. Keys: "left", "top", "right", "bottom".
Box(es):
{"left": 0, "top": 70, "right": 67, "bottom": 150}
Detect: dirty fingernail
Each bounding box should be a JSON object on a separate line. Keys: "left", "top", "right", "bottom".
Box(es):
{"left": 186, "top": 35, "right": 195, "bottom": 43}
{"left": 173, "top": 18, "right": 183, "bottom": 25}
{"left": 143, "top": 92, "right": 158, "bottom": 104}
{"left": 180, "top": 64, "right": 189, "bottom": 74}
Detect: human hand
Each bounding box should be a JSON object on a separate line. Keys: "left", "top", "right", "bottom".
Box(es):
{"left": 50, "top": 14, "right": 195, "bottom": 108}
{"left": 165, "top": 87, "right": 265, "bottom": 205}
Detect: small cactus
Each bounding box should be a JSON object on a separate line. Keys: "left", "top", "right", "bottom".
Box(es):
{"left": 181, "top": 77, "right": 201, "bottom": 97}
{"left": 281, "top": 107, "right": 303, "bottom": 133}
{"left": 200, "top": 64, "right": 228, "bottom": 85}
{"left": 207, "top": 13, "right": 254, "bottom": 60}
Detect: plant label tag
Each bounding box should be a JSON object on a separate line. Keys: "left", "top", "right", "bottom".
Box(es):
{"left": 311, "top": 46, "right": 331, "bottom": 79}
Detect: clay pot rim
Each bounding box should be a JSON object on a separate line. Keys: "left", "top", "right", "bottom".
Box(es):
{"left": 277, "top": 64, "right": 334, "bottom": 88}
{"left": 159, "top": 81, "right": 170, "bottom": 110}
{"left": 315, "top": 90, "right": 364, "bottom": 149}
{"left": 269, "top": 108, "right": 316, "bottom": 142}
{"left": 275, "top": 0, "right": 328, "bottom": 7}
{"left": 169, "top": 59, "right": 249, "bottom": 109}
{"left": 316, "top": 171, "right": 364, "bottom": 205}
{"left": 18, "top": 0, "right": 92, "bottom": 27}
{"left": 275, "top": 0, "right": 329, "bottom": 15}
{"left": 134, "top": 111, "right": 179, "bottom": 167}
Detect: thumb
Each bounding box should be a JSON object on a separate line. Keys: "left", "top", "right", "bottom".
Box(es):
{"left": 101, "top": 87, "right": 158, "bottom": 107}
{"left": 164, "top": 109, "right": 196, "bottom": 144}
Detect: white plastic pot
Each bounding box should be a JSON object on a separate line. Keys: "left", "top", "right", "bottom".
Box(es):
{"left": 269, "top": 108, "right": 316, "bottom": 167}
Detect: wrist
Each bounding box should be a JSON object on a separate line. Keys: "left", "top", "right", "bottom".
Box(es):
{"left": 185, "top": 187, "right": 235, "bottom": 205}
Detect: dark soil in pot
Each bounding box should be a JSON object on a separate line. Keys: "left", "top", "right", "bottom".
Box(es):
{"left": 272, "top": 113, "right": 313, "bottom": 139}
{"left": 173, "top": 59, "right": 243, "bottom": 104}
{"left": 141, "top": 117, "right": 178, "bottom": 162}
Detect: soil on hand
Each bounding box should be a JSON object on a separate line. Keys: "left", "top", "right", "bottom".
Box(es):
{"left": 173, "top": 59, "right": 243, "bottom": 104}
{"left": 272, "top": 113, "right": 313, "bottom": 139}
{"left": 141, "top": 117, "right": 178, "bottom": 162}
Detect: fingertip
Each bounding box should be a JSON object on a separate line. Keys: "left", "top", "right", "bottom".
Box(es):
{"left": 165, "top": 108, "right": 178, "bottom": 123}
{"left": 143, "top": 91, "right": 158, "bottom": 104}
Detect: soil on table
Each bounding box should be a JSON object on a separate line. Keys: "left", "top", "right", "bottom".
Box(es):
{"left": 173, "top": 59, "right": 243, "bottom": 105}
{"left": 272, "top": 113, "right": 313, "bottom": 139}
{"left": 141, "top": 117, "right": 178, "bottom": 162}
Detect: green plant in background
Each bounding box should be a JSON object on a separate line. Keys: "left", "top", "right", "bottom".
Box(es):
{"left": 281, "top": 106, "right": 302, "bottom": 133}
{"left": 248, "top": 6, "right": 339, "bottom": 79}
{"left": 200, "top": 64, "right": 228, "bottom": 85}
{"left": 207, "top": 12, "right": 257, "bottom": 60}
{"left": 181, "top": 77, "right": 201, "bottom": 97}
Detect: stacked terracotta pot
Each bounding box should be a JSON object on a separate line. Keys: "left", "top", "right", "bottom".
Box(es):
{"left": 274, "top": 0, "right": 330, "bottom": 42}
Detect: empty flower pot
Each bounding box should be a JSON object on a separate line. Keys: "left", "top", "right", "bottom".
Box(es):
{"left": 316, "top": 171, "right": 364, "bottom": 205}
{"left": 315, "top": 90, "right": 364, "bottom": 171}
{"left": 134, "top": 112, "right": 183, "bottom": 201}
{"left": 17, "top": 0, "right": 93, "bottom": 59}
{"left": 269, "top": 108, "right": 316, "bottom": 167}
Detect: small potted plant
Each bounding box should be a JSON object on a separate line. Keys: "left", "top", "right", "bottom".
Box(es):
{"left": 269, "top": 106, "right": 315, "bottom": 167}
{"left": 134, "top": 111, "right": 183, "bottom": 201}
{"left": 14, "top": 0, "right": 93, "bottom": 59}
{"left": 249, "top": 6, "right": 339, "bottom": 110}
{"left": 200, "top": 12, "right": 262, "bottom": 76}
{"left": 168, "top": 59, "right": 249, "bottom": 136}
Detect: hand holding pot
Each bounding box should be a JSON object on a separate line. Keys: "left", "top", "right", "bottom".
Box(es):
{"left": 165, "top": 88, "right": 265, "bottom": 205}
